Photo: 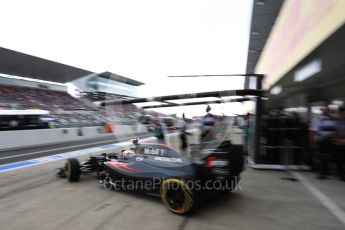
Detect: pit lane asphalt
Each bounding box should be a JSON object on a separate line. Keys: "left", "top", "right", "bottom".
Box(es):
{"left": 1, "top": 139, "right": 345, "bottom": 230}
{"left": 0, "top": 133, "right": 151, "bottom": 165}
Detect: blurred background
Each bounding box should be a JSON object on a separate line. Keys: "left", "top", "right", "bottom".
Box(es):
{"left": 1, "top": 0, "right": 345, "bottom": 229}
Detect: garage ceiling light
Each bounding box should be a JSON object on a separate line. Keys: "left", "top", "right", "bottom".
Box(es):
{"left": 257, "top": 0, "right": 265, "bottom": 5}
{"left": 332, "top": 100, "right": 344, "bottom": 106}
{"left": 294, "top": 59, "right": 322, "bottom": 82}
{"left": 270, "top": 85, "right": 282, "bottom": 95}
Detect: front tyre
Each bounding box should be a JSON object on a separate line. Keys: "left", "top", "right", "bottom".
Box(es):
{"left": 103, "top": 177, "right": 113, "bottom": 191}
{"left": 65, "top": 158, "right": 80, "bottom": 182}
{"left": 160, "top": 179, "right": 193, "bottom": 214}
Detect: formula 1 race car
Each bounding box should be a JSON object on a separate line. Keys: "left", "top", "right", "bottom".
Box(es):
{"left": 56, "top": 140, "right": 244, "bottom": 214}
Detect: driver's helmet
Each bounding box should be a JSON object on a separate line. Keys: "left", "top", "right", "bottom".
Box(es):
{"left": 130, "top": 138, "right": 141, "bottom": 156}
{"left": 132, "top": 138, "right": 140, "bottom": 146}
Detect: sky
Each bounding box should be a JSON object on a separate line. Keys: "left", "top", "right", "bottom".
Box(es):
{"left": 0, "top": 0, "right": 253, "bottom": 117}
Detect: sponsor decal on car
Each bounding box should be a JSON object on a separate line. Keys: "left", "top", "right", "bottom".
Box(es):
{"left": 212, "top": 160, "right": 229, "bottom": 167}
{"left": 108, "top": 161, "right": 141, "bottom": 172}
{"left": 136, "top": 156, "right": 144, "bottom": 162}
{"left": 154, "top": 156, "right": 183, "bottom": 163}
{"left": 144, "top": 148, "right": 165, "bottom": 155}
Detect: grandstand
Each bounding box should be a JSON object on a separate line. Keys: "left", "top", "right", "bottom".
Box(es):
{"left": 0, "top": 48, "right": 147, "bottom": 130}
{"left": 72, "top": 71, "right": 146, "bottom": 125}
{"left": 0, "top": 77, "right": 169, "bottom": 130}
{"left": 72, "top": 71, "right": 171, "bottom": 126}
{"left": 0, "top": 77, "right": 107, "bottom": 129}
{"left": 0, "top": 47, "right": 174, "bottom": 133}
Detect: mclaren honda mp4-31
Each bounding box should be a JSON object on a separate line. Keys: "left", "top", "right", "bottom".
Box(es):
{"left": 56, "top": 139, "right": 244, "bottom": 214}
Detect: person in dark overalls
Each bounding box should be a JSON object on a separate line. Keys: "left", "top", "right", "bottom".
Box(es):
{"left": 153, "top": 120, "right": 165, "bottom": 144}
{"left": 334, "top": 107, "right": 345, "bottom": 181}
{"left": 200, "top": 105, "right": 217, "bottom": 141}
{"left": 179, "top": 113, "right": 191, "bottom": 152}
{"left": 309, "top": 106, "right": 337, "bottom": 179}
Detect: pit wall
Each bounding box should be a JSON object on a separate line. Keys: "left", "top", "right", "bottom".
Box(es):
{"left": 0, "top": 125, "right": 149, "bottom": 151}
{"left": 0, "top": 125, "right": 243, "bottom": 152}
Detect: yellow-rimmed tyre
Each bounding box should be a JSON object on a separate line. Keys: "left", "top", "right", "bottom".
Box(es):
{"left": 65, "top": 158, "right": 80, "bottom": 182}
{"left": 160, "top": 179, "right": 193, "bottom": 214}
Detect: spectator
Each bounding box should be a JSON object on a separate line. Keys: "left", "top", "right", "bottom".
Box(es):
{"left": 9, "top": 119, "right": 18, "bottom": 130}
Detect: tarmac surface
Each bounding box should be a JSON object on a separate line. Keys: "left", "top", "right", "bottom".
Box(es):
{"left": 0, "top": 133, "right": 151, "bottom": 165}
{"left": 1, "top": 138, "right": 345, "bottom": 230}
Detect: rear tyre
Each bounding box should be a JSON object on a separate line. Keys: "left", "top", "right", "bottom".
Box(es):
{"left": 65, "top": 158, "right": 80, "bottom": 182}
{"left": 160, "top": 179, "right": 193, "bottom": 214}
{"left": 220, "top": 175, "right": 240, "bottom": 194}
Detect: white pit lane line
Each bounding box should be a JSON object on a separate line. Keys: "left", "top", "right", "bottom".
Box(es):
{"left": 0, "top": 136, "right": 156, "bottom": 173}
{"left": 293, "top": 172, "right": 345, "bottom": 227}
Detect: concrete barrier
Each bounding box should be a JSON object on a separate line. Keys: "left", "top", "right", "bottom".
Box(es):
{"left": 0, "top": 124, "right": 242, "bottom": 153}
{"left": 0, "top": 124, "right": 150, "bottom": 151}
